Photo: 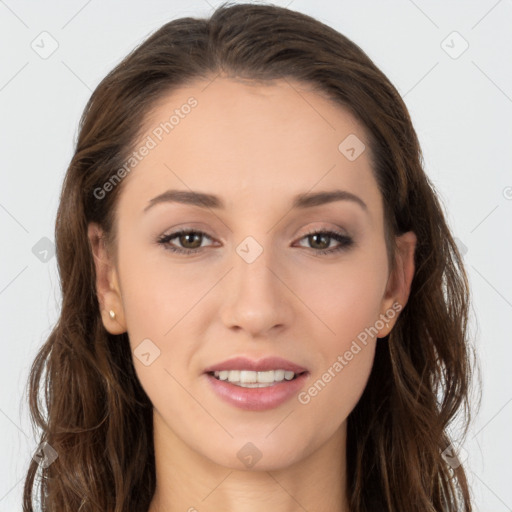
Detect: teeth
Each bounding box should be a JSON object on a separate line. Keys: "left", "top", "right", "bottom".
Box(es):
{"left": 213, "top": 369, "right": 297, "bottom": 386}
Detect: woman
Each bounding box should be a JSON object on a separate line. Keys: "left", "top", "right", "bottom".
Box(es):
{"left": 23, "top": 3, "right": 478, "bottom": 511}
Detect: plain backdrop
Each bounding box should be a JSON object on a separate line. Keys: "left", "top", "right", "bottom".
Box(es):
{"left": 1, "top": 1, "right": 511, "bottom": 510}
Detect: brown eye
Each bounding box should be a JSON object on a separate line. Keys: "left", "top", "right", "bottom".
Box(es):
{"left": 296, "top": 230, "right": 354, "bottom": 255}
{"left": 157, "top": 228, "right": 354, "bottom": 256}
{"left": 307, "top": 232, "right": 330, "bottom": 250}
{"left": 176, "top": 232, "right": 203, "bottom": 249}
{"left": 157, "top": 229, "right": 214, "bottom": 254}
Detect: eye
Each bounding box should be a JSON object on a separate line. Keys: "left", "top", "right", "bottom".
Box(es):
{"left": 294, "top": 228, "right": 354, "bottom": 256}
{"left": 157, "top": 229, "right": 215, "bottom": 254}
{"left": 156, "top": 228, "right": 354, "bottom": 256}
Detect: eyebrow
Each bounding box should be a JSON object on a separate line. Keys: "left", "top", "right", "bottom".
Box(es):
{"left": 143, "top": 189, "right": 368, "bottom": 213}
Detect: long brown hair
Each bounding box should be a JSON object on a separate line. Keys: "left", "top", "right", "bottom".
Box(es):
{"left": 23, "top": 3, "right": 479, "bottom": 511}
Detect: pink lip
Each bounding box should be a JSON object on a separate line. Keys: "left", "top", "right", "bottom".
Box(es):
{"left": 205, "top": 372, "right": 309, "bottom": 411}
{"left": 203, "top": 356, "right": 308, "bottom": 374}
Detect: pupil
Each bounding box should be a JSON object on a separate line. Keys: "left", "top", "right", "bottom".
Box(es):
{"left": 310, "top": 233, "right": 328, "bottom": 249}
{"left": 181, "top": 233, "right": 201, "bottom": 248}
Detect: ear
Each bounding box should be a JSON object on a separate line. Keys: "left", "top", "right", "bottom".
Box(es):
{"left": 376, "top": 231, "right": 417, "bottom": 338}
{"left": 87, "top": 222, "right": 127, "bottom": 334}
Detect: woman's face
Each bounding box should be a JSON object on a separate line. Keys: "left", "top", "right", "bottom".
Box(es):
{"left": 90, "top": 77, "right": 415, "bottom": 471}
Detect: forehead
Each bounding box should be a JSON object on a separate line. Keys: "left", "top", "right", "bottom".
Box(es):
{"left": 118, "top": 77, "right": 382, "bottom": 218}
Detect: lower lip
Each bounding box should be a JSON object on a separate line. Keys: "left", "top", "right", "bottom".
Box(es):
{"left": 204, "top": 372, "right": 309, "bottom": 411}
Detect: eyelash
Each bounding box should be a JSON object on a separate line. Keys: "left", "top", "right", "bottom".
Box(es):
{"left": 156, "top": 228, "right": 354, "bottom": 256}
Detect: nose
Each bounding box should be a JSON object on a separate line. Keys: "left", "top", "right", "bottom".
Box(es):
{"left": 218, "top": 241, "right": 294, "bottom": 337}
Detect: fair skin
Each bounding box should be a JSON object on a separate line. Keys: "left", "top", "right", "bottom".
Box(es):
{"left": 88, "top": 77, "right": 416, "bottom": 512}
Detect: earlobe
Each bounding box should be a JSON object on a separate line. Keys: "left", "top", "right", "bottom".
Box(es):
{"left": 87, "top": 222, "right": 127, "bottom": 335}
{"left": 376, "top": 230, "right": 417, "bottom": 338}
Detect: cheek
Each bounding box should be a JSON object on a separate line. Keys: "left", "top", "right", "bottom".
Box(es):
{"left": 117, "top": 243, "right": 209, "bottom": 345}
{"left": 116, "top": 244, "right": 217, "bottom": 410}
{"left": 296, "top": 269, "right": 381, "bottom": 433}
{"left": 297, "top": 341, "right": 376, "bottom": 446}
{"left": 292, "top": 251, "right": 386, "bottom": 421}
{"left": 292, "top": 248, "right": 389, "bottom": 339}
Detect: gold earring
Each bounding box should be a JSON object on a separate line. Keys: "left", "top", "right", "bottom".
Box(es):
{"left": 109, "top": 310, "right": 116, "bottom": 320}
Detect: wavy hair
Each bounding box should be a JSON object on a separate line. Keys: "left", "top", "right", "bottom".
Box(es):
{"left": 23, "top": 2, "right": 479, "bottom": 511}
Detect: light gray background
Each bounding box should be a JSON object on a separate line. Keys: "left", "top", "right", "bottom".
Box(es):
{"left": 1, "top": 1, "right": 511, "bottom": 510}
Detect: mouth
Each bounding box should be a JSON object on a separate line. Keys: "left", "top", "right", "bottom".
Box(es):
{"left": 206, "top": 369, "right": 307, "bottom": 388}
{"left": 204, "top": 369, "right": 310, "bottom": 411}
{"left": 202, "top": 356, "right": 309, "bottom": 410}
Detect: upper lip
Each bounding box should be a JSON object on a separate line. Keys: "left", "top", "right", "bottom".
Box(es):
{"left": 203, "top": 356, "right": 308, "bottom": 374}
